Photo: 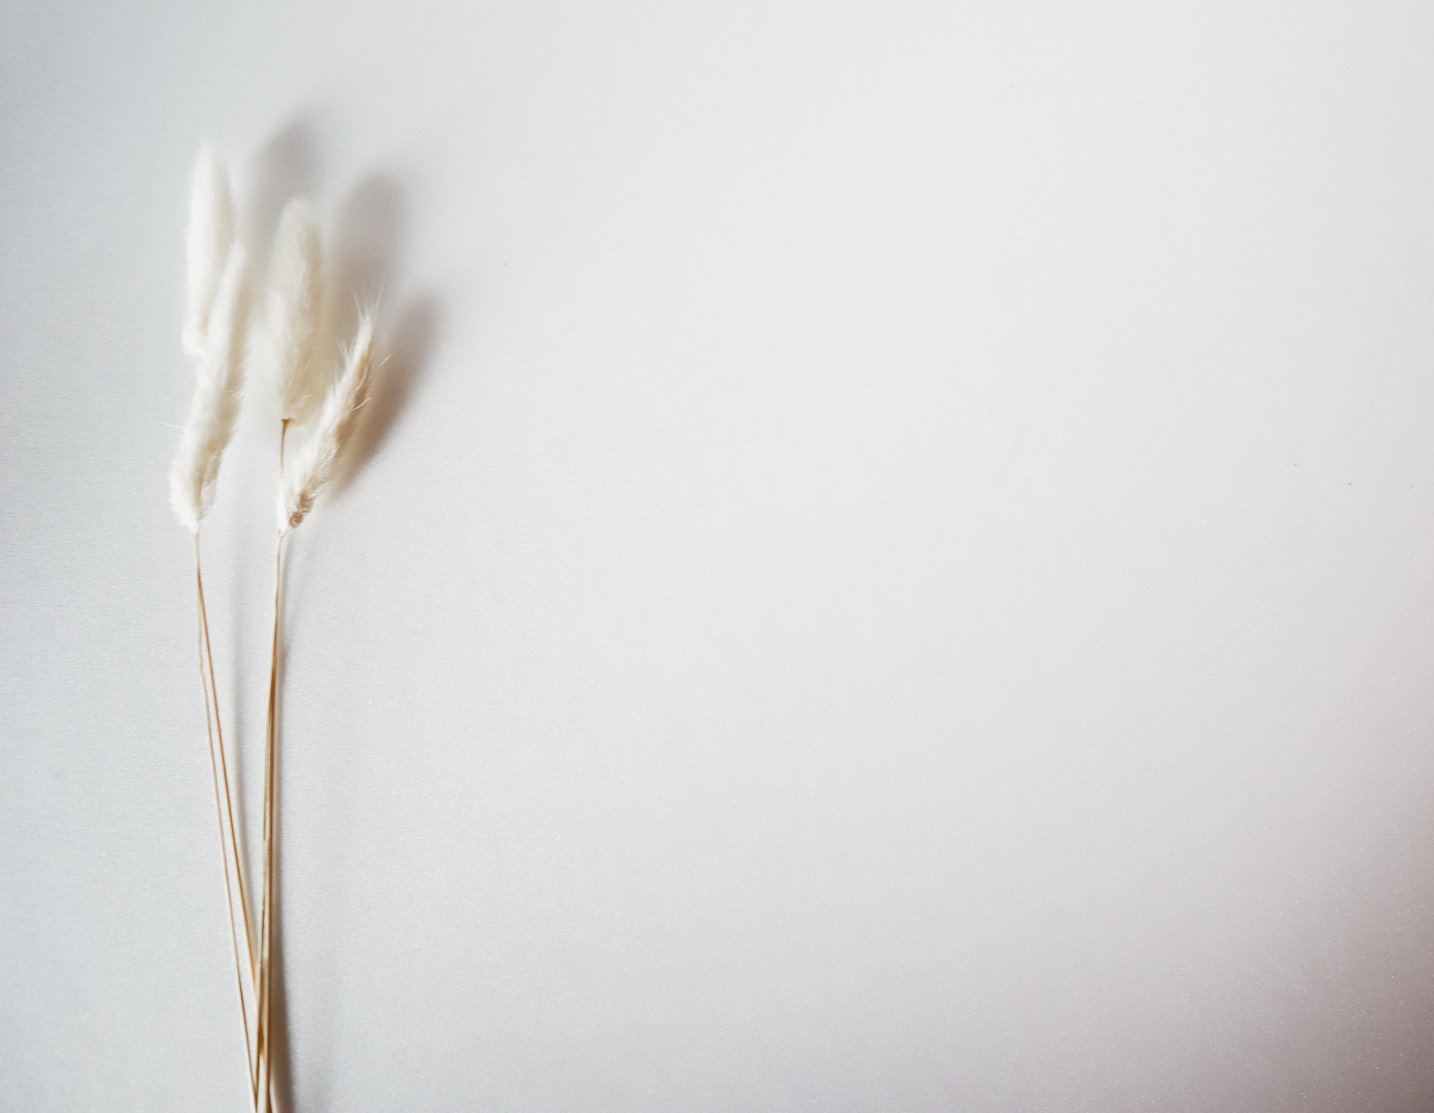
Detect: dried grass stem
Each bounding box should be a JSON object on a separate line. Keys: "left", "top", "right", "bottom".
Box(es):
{"left": 194, "top": 532, "right": 260, "bottom": 1109}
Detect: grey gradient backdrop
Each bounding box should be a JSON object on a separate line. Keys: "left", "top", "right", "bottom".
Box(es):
{"left": 4, "top": 1, "right": 1434, "bottom": 1110}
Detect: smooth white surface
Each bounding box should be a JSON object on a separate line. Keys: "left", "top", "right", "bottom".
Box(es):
{"left": 5, "top": 1, "right": 1434, "bottom": 1109}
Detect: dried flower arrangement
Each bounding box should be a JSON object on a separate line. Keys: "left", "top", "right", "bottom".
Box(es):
{"left": 170, "top": 143, "right": 374, "bottom": 1113}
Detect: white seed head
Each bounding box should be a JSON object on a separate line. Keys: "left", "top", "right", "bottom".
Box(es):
{"left": 264, "top": 198, "right": 326, "bottom": 424}
{"left": 277, "top": 311, "right": 375, "bottom": 533}
{"left": 170, "top": 247, "right": 249, "bottom": 531}
{"left": 182, "top": 143, "right": 236, "bottom": 358}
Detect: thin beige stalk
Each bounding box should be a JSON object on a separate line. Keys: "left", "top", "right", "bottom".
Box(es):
{"left": 198, "top": 540, "right": 276, "bottom": 1112}
{"left": 194, "top": 532, "right": 260, "bottom": 1109}
{"left": 196, "top": 538, "right": 260, "bottom": 975}
{"left": 256, "top": 420, "right": 289, "bottom": 1113}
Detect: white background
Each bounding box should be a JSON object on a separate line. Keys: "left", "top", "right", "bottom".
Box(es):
{"left": 4, "top": 1, "right": 1434, "bottom": 1110}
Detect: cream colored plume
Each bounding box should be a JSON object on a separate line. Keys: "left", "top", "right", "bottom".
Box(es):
{"left": 170, "top": 247, "right": 249, "bottom": 532}
{"left": 264, "top": 199, "right": 326, "bottom": 424}
{"left": 182, "top": 144, "right": 236, "bottom": 358}
{"left": 277, "top": 311, "right": 374, "bottom": 533}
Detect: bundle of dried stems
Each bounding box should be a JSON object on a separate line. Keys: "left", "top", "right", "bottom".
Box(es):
{"left": 169, "top": 143, "right": 375, "bottom": 1113}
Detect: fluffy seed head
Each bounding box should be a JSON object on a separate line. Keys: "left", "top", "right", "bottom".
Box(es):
{"left": 170, "top": 247, "right": 249, "bottom": 532}
{"left": 182, "top": 143, "right": 236, "bottom": 358}
{"left": 277, "top": 311, "right": 375, "bottom": 533}
{"left": 264, "top": 199, "right": 326, "bottom": 423}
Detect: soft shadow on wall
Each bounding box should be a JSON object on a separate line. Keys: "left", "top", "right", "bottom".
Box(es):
{"left": 244, "top": 113, "right": 443, "bottom": 498}
{"left": 328, "top": 173, "right": 442, "bottom": 494}
{"left": 236, "top": 114, "right": 443, "bottom": 1113}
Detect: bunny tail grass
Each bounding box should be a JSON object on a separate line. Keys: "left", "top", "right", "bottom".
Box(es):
{"left": 264, "top": 199, "right": 326, "bottom": 425}
{"left": 253, "top": 311, "right": 377, "bottom": 1108}
{"left": 183, "top": 143, "right": 236, "bottom": 358}
{"left": 170, "top": 246, "right": 248, "bottom": 532}
{"left": 277, "top": 310, "right": 375, "bottom": 533}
